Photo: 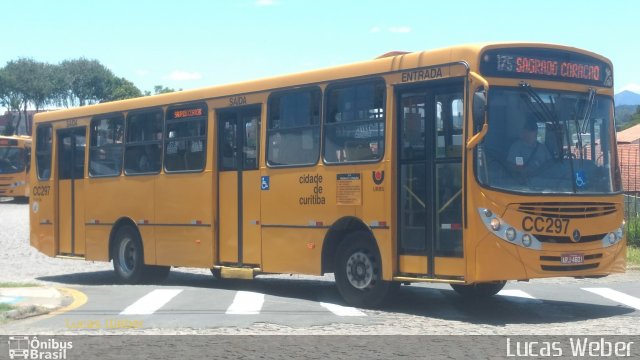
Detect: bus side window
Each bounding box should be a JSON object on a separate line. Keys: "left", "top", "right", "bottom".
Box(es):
{"left": 125, "top": 109, "right": 163, "bottom": 175}
{"left": 324, "top": 79, "right": 385, "bottom": 164}
{"left": 164, "top": 103, "right": 207, "bottom": 173}
{"left": 89, "top": 115, "right": 124, "bottom": 177}
{"left": 267, "top": 88, "right": 321, "bottom": 167}
{"left": 35, "top": 125, "right": 53, "bottom": 180}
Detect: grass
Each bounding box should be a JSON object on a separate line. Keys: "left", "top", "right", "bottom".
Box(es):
{"left": 0, "top": 282, "right": 39, "bottom": 288}
{"left": 0, "top": 303, "right": 14, "bottom": 324}
{"left": 628, "top": 246, "right": 640, "bottom": 268}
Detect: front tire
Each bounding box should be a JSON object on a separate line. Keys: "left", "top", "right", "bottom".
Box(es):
{"left": 334, "top": 231, "right": 392, "bottom": 308}
{"left": 450, "top": 281, "right": 506, "bottom": 298}
{"left": 113, "top": 225, "right": 147, "bottom": 284}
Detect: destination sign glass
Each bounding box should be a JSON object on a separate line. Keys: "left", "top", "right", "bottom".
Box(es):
{"left": 480, "top": 48, "right": 613, "bottom": 88}
{"left": 168, "top": 104, "right": 207, "bottom": 120}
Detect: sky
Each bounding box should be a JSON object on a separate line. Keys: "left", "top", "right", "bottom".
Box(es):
{"left": 2, "top": 0, "right": 640, "bottom": 105}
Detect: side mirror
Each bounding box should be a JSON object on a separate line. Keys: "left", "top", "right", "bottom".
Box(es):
{"left": 472, "top": 90, "right": 487, "bottom": 133}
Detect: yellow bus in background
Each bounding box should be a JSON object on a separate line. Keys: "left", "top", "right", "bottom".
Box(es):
{"left": 0, "top": 135, "right": 31, "bottom": 201}
{"left": 29, "top": 43, "right": 626, "bottom": 307}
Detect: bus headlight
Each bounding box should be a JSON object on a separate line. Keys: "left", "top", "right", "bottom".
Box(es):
{"left": 522, "top": 234, "right": 532, "bottom": 247}
{"left": 615, "top": 226, "right": 624, "bottom": 240}
{"left": 478, "top": 208, "right": 541, "bottom": 250}
{"left": 490, "top": 218, "right": 501, "bottom": 231}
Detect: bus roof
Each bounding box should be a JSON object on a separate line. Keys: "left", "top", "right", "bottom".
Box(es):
{"left": 33, "top": 42, "right": 613, "bottom": 124}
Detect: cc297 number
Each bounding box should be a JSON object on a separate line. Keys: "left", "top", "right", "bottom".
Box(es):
{"left": 522, "top": 216, "right": 569, "bottom": 234}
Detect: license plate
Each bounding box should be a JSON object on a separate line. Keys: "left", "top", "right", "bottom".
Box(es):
{"left": 561, "top": 253, "right": 584, "bottom": 264}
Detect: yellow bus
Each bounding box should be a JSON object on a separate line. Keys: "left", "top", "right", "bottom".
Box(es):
{"left": 29, "top": 43, "right": 625, "bottom": 307}
{"left": 0, "top": 135, "right": 31, "bottom": 200}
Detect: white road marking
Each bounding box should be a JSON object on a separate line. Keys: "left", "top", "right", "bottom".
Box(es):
{"left": 120, "top": 289, "right": 182, "bottom": 315}
{"left": 498, "top": 289, "right": 542, "bottom": 303}
{"left": 226, "top": 291, "right": 265, "bottom": 315}
{"left": 582, "top": 288, "right": 640, "bottom": 310}
{"left": 320, "top": 302, "right": 366, "bottom": 317}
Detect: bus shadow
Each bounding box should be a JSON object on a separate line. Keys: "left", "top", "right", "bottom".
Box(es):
{"left": 37, "top": 270, "right": 634, "bottom": 325}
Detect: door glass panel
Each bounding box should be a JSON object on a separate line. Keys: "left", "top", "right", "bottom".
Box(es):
{"left": 58, "top": 130, "right": 85, "bottom": 180}
{"left": 399, "top": 163, "right": 427, "bottom": 252}
{"left": 242, "top": 115, "right": 259, "bottom": 170}
{"left": 219, "top": 113, "right": 238, "bottom": 171}
{"left": 74, "top": 133, "right": 86, "bottom": 179}
{"left": 400, "top": 94, "right": 426, "bottom": 161}
{"left": 435, "top": 92, "right": 463, "bottom": 158}
{"left": 435, "top": 163, "right": 463, "bottom": 257}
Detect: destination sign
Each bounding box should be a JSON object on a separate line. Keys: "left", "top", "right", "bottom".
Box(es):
{"left": 0, "top": 139, "right": 18, "bottom": 146}
{"left": 169, "top": 104, "right": 207, "bottom": 120}
{"left": 480, "top": 48, "right": 613, "bottom": 88}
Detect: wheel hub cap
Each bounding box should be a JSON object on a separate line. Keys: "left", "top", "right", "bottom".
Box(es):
{"left": 346, "top": 251, "right": 374, "bottom": 289}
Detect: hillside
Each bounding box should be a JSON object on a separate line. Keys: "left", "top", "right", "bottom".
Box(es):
{"left": 615, "top": 90, "right": 640, "bottom": 106}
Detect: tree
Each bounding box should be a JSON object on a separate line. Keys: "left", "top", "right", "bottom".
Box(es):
{"left": 0, "top": 58, "right": 53, "bottom": 135}
{"left": 104, "top": 77, "right": 143, "bottom": 102}
{"left": 58, "top": 58, "right": 116, "bottom": 107}
{"left": 148, "top": 85, "right": 181, "bottom": 95}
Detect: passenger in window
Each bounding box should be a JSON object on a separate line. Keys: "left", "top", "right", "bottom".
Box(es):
{"left": 507, "top": 118, "right": 551, "bottom": 176}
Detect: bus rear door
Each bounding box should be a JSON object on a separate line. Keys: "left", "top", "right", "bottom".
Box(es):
{"left": 217, "top": 106, "right": 261, "bottom": 266}
{"left": 56, "top": 127, "right": 86, "bottom": 257}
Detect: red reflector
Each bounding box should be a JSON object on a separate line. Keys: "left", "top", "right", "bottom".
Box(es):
{"left": 451, "top": 223, "right": 462, "bottom": 229}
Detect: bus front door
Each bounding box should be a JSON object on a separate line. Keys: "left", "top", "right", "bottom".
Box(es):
{"left": 217, "top": 106, "right": 261, "bottom": 266}
{"left": 56, "top": 127, "right": 86, "bottom": 257}
{"left": 397, "top": 81, "right": 465, "bottom": 278}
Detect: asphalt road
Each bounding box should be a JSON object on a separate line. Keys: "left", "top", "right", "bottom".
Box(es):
{"left": 1, "top": 199, "right": 640, "bottom": 336}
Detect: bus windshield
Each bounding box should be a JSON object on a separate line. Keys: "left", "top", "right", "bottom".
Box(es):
{"left": 476, "top": 87, "right": 620, "bottom": 194}
{"left": 0, "top": 147, "right": 25, "bottom": 174}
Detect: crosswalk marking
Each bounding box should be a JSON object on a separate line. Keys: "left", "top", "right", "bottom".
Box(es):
{"left": 320, "top": 302, "right": 366, "bottom": 317}
{"left": 120, "top": 289, "right": 182, "bottom": 315}
{"left": 497, "top": 289, "right": 543, "bottom": 304}
{"left": 582, "top": 288, "right": 640, "bottom": 310}
{"left": 226, "top": 291, "right": 265, "bottom": 315}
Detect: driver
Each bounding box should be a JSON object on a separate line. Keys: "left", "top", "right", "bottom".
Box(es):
{"left": 507, "top": 118, "right": 551, "bottom": 175}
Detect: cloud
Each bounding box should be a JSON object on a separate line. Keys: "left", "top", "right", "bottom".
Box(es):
{"left": 370, "top": 26, "right": 381, "bottom": 33}
{"left": 256, "top": 0, "right": 277, "bottom": 6}
{"left": 388, "top": 26, "right": 411, "bottom": 33}
{"left": 136, "top": 69, "right": 149, "bottom": 77}
{"left": 620, "top": 83, "right": 640, "bottom": 93}
{"left": 165, "top": 70, "right": 202, "bottom": 81}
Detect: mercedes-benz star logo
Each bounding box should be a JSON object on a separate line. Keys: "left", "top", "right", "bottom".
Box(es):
{"left": 572, "top": 229, "right": 581, "bottom": 243}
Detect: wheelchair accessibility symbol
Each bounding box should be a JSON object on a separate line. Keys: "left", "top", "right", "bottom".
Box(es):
{"left": 575, "top": 170, "right": 586, "bottom": 189}
{"left": 261, "top": 176, "right": 270, "bottom": 190}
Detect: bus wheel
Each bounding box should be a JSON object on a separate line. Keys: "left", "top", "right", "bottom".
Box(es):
{"left": 113, "top": 225, "right": 147, "bottom": 284}
{"left": 334, "top": 231, "right": 391, "bottom": 308}
{"left": 450, "top": 281, "right": 506, "bottom": 298}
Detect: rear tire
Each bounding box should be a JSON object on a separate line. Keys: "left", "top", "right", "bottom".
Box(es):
{"left": 113, "top": 225, "right": 147, "bottom": 284}
{"left": 334, "top": 231, "right": 392, "bottom": 308}
{"left": 450, "top": 281, "right": 506, "bottom": 298}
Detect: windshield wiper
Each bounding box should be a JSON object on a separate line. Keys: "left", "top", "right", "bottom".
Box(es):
{"left": 572, "top": 88, "right": 596, "bottom": 170}
{"left": 518, "top": 82, "right": 577, "bottom": 192}
{"left": 518, "top": 82, "right": 564, "bottom": 161}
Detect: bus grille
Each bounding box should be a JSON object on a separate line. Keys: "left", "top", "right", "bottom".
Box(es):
{"left": 541, "top": 263, "right": 599, "bottom": 271}
{"left": 535, "top": 233, "right": 605, "bottom": 244}
{"left": 540, "top": 254, "right": 601, "bottom": 272}
{"left": 517, "top": 202, "right": 616, "bottom": 219}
